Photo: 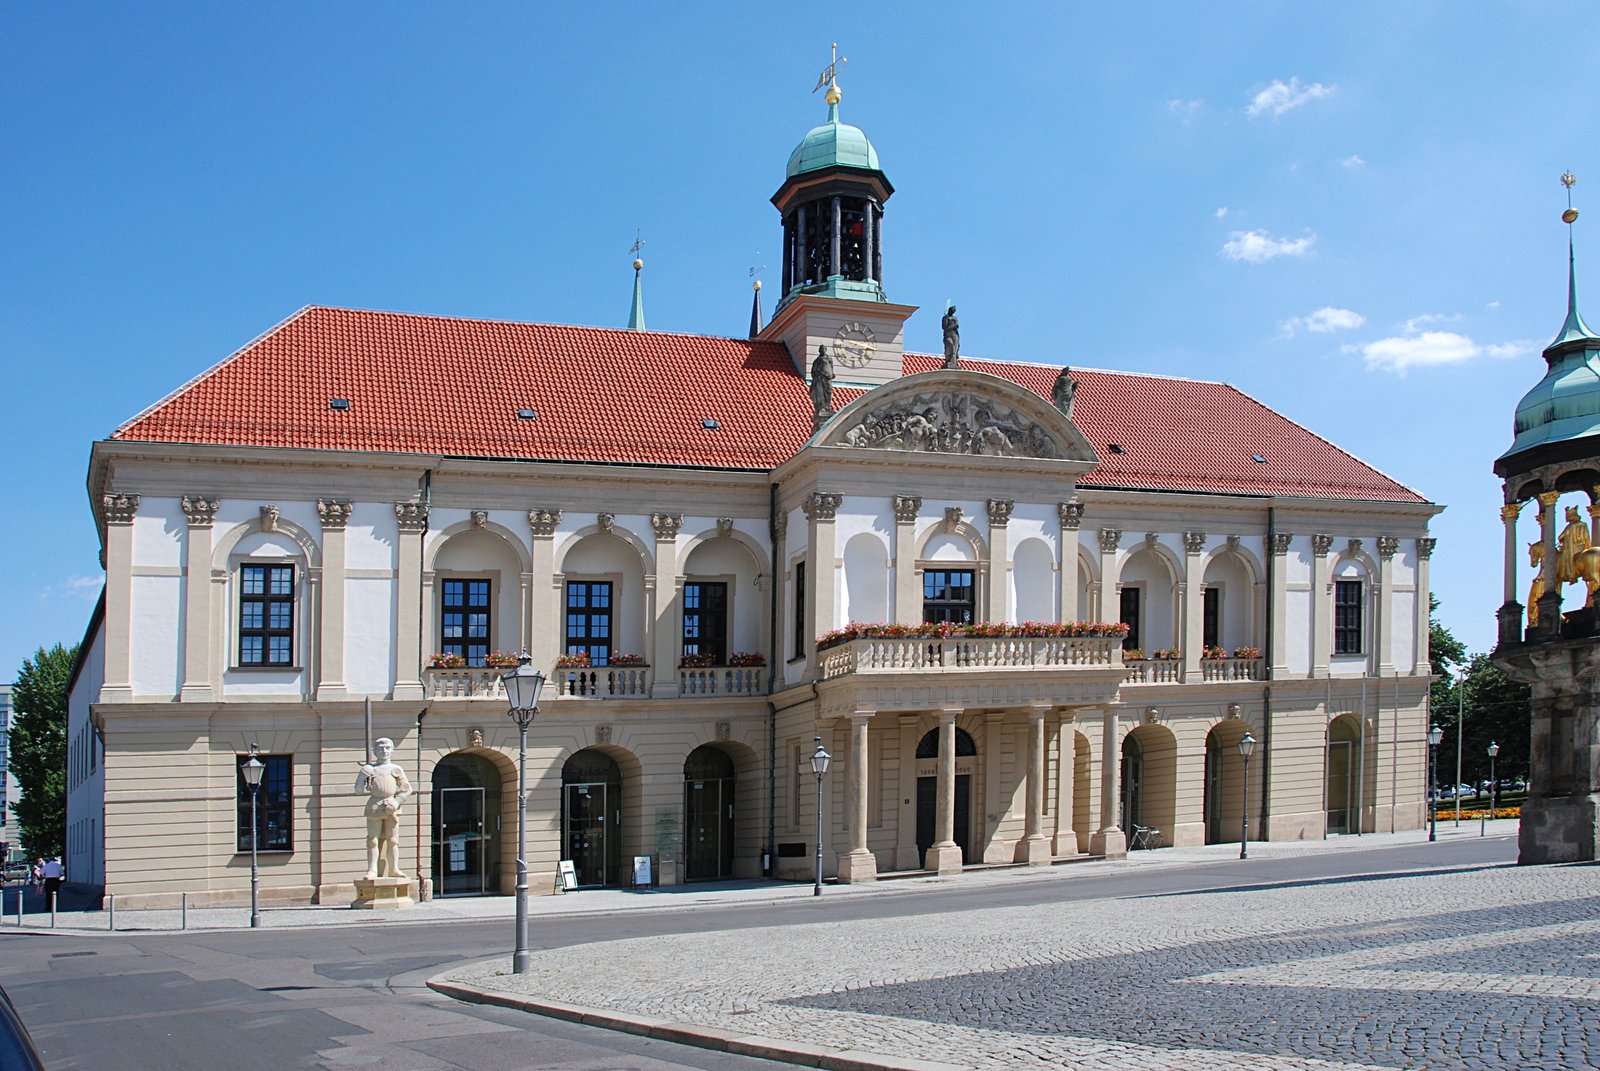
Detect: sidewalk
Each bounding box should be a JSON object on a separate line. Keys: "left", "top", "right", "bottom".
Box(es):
{"left": 0, "top": 819, "right": 1517, "bottom": 936}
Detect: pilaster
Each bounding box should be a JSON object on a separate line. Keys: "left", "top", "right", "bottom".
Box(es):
{"left": 1414, "top": 537, "right": 1435, "bottom": 674}
{"left": 528, "top": 509, "right": 562, "bottom": 674}
{"left": 804, "top": 493, "right": 842, "bottom": 673}
{"left": 393, "top": 502, "right": 428, "bottom": 700}
{"left": 1058, "top": 501, "right": 1083, "bottom": 621}
{"left": 1270, "top": 532, "right": 1292, "bottom": 677}
{"left": 986, "top": 500, "right": 1012, "bottom": 621}
{"left": 1181, "top": 532, "right": 1205, "bottom": 681}
{"left": 650, "top": 512, "right": 683, "bottom": 696}
{"left": 893, "top": 495, "right": 921, "bottom": 623}
{"left": 100, "top": 493, "right": 140, "bottom": 703}
{"left": 1098, "top": 528, "right": 1122, "bottom": 638}
{"left": 316, "top": 499, "right": 352, "bottom": 700}
{"left": 1376, "top": 535, "right": 1398, "bottom": 674}
{"left": 179, "top": 495, "right": 218, "bottom": 702}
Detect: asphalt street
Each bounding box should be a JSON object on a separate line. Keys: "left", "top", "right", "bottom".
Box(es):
{"left": 0, "top": 834, "right": 1521, "bottom": 1071}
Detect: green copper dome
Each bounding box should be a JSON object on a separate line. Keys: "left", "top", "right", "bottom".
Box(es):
{"left": 1500, "top": 246, "right": 1600, "bottom": 462}
{"left": 785, "top": 102, "right": 881, "bottom": 178}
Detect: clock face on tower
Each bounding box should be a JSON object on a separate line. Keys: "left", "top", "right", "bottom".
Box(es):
{"left": 834, "top": 321, "right": 876, "bottom": 368}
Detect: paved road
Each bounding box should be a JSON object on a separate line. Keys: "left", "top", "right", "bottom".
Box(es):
{"left": 0, "top": 831, "right": 1538, "bottom": 1070}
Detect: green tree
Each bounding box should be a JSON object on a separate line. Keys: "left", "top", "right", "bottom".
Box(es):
{"left": 10, "top": 643, "right": 77, "bottom": 859}
{"left": 1428, "top": 594, "right": 1468, "bottom": 716}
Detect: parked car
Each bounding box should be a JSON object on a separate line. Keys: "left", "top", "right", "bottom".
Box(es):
{"left": 1, "top": 859, "right": 29, "bottom": 883}
{"left": 0, "top": 985, "right": 47, "bottom": 1071}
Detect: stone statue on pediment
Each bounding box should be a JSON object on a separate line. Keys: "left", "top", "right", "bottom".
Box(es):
{"left": 1052, "top": 367, "right": 1078, "bottom": 420}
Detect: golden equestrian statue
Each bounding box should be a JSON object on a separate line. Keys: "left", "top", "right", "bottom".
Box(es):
{"left": 1556, "top": 504, "right": 1600, "bottom": 608}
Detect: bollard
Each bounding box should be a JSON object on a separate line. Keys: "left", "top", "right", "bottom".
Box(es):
{"left": 108, "top": 893, "right": 115, "bottom": 932}
{"left": 50, "top": 899, "right": 55, "bottom": 929}
{"left": 181, "top": 892, "right": 187, "bottom": 931}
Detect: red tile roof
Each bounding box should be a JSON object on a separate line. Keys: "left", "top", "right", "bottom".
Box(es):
{"left": 113, "top": 306, "right": 1426, "bottom": 503}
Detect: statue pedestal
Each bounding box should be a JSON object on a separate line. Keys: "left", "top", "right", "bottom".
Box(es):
{"left": 352, "top": 876, "right": 413, "bottom": 910}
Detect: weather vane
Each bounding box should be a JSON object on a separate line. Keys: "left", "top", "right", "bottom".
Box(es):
{"left": 1562, "top": 171, "right": 1579, "bottom": 225}
{"left": 629, "top": 229, "right": 646, "bottom": 265}
{"left": 813, "top": 43, "right": 846, "bottom": 94}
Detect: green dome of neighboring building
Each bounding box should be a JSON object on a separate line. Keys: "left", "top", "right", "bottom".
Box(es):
{"left": 785, "top": 101, "right": 881, "bottom": 178}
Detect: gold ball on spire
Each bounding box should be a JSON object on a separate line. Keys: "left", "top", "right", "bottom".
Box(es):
{"left": 633, "top": 258, "right": 644, "bottom": 270}
{"left": 1565, "top": 208, "right": 1580, "bottom": 225}
{"left": 825, "top": 84, "right": 842, "bottom": 106}
{"left": 752, "top": 279, "right": 762, "bottom": 291}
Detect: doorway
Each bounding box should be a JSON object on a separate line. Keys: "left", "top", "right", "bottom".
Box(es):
{"left": 913, "top": 727, "right": 976, "bottom": 868}
{"left": 563, "top": 749, "right": 622, "bottom": 886}
{"left": 432, "top": 752, "right": 503, "bottom": 896}
{"left": 1326, "top": 715, "right": 1363, "bottom": 835}
{"left": 1120, "top": 734, "right": 1144, "bottom": 839}
{"left": 684, "top": 745, "right": 735, "bottom": 881}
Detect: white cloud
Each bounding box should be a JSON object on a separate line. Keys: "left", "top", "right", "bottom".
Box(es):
{"left": 1357, "top": 330, "right": 1533, "bottom": 374}
{"left": 1487, "top": 300, "right": 1501, "bottom": 310}
{"left": 1402, "top": 313, "right": 1462, "bottom": 333}
{"left": 1341, "top": 154, "right": 1365, "bottom": 168}
{"left": 1221, "top": 229, "right": 1317, "bottom": 263}
{"left": 1246, "top": 77, "right": 1335, "bottom": 118}
{"left": 1215, "top": 207, "right": 1229, "bottom": 219}
{"left": 40, "top": 574, "right": 102, "bottom": 603}
{"left": 1167, "top": 98, "right": 1203, "bottom": 121}
{"left": 1282, "top": 306, "right": 1366, "bottom": 337}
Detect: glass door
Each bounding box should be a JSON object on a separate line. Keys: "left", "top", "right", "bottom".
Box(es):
{"left": 1327, "top": 739, "right": 1353, "bottom": 834}
{"left": 437, "top": 786, "right": 486, "bottom": 895}
{"left": 565, "top": 782, "right": 610, "bottom": 886}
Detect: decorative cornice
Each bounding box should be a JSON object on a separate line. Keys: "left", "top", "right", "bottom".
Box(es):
{"left": 803, "top": 492, "right": 843, "bottom": 522}
{"left": 1312, "top": 533, "right": 1334, "bottom": 558}
{"left": 181, "top": 495, "right": 219, "bottom": 528}
{"left": 1058, "top": 501, "right": 1084, "bottom": 530}
{"left": 893, "top": 495, "right": 922, "bottom": 525}
{"left": 1271, "top": 532, "right": 1294, "bottom": 556}
{"left": 987, "top": 499, "right": 1014, "bottom": 528}
{"left": 1500, "top": 502, "right": 1523, "bottom": 523}
{"left": 103, "top": 493, "right": 141, "bottom": 526}
{"left": 943, "top": 506, "right": 963, "bottom": 533}
{"left": 1417, "top": 536, "right": 1437, "bottom": 560}
{"left": 1377, "top": 535, "right": 1400, "bottom": 560}
{"left": 395, "top": 502, "right": 429, "bottom": 533}
{"left": 716, "top": 517, "right": 735, "bottom": 540}
{"left": 1182, "top": 531, "right": 1206, "bottom": 555}
{"left": 1098, "top": 527, "right": 1122, "bottom": 554}
{"left": 651, "top": 512, "right": 684, "bottom": 541}
{"left": 528, "top": 508, "right": 562, "bottom": 537}
{"left": 316, "top": 499, "right": 354, "bottom": 530}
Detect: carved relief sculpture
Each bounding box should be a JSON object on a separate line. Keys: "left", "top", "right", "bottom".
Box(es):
{"left": 470, "top": 510, "right": 488, "bottom": 530}
{"left": 836, "top": 390, "right": 1062, "bottom": 459}
{"left": 354, "top": 738, "right": 412, "bottom": 880}
{"left": 1183, "top": 531, "right": 1206, "bottom": 555}
{"left": 1058, "top": 501, "right": 1084, "bottom": 530}
{"left": 802, "top": 492, "right": 842, "bottom": 522}
{"left": 1099, "top": 527, "right": 1122, "bottom": 554}
{"left": 1144, "top": 532, "right": 1160, "bottom": 551}
{"left": 1272, "top": 532, "right": 1295, "bottom": 555}
{"left": 317, "top": 499, "right": 354, "bottom": 530}
{"left": 103, "top": 493, "right": 141, "bottom": 525}
{"left": 394, "top": 502, "right": 429, "bottom": 533}
{"left": 1377, "top": 535, "right": 1400, "bottom": 561}
{"left": 1417, "top": 536, "right": 1436, "bottom": 560}
{"left": 987, "top": 499, "right": 1014, "bottom": 527}
{"left": 259, "top": 504, "right": 280, "bottom": 532}
{"left": 597, "top": 513, "right": 615, "bottom": 533}
{"left": 1347, "top": 538, "right": 1364, "bottom": 557}
{"left": 528, "top": 508, "right": 562, "bottom": 537}
{"left": 943, "top": 506, "right": 963, "bottom": 534}
{"left": 1313, "top": 533, "right": 1334, "bottom": 558}
{"left": 1051, "top": 366, "right": 1078, "bottom": 419}
{"left": 716, "top": 517, "right": 735, "bottom": 539}
{"left": 651, "top": 513, "right": 684, "bottom": 541}
{"left": 181, "top": 495, "right": 220, "bottom": 528}
{"left": 893, "top": 495, "right": 922, "bottom": 524}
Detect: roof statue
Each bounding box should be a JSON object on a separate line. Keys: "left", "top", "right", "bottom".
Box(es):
{"left": 810, "top": 345, "right": 835, "bottom": 429}
{"left": 1051, "top": 366, "right": 1078, "bottom": 420}
{"left": 941, "top": 306, "right": 960, "bottom": 368}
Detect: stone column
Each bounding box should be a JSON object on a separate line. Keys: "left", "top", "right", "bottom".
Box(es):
{"left": 315, "top": 499, "right": 352, "bottom": 700}
{"left": 803, "top": 493, "right": 843, "bottom": 673}
{"left": 1538, "top": 491, "right": 1562, "bottom": 632}
{"left": 1181, "top": 532, "right": 1205, "bottom": 681}
{"left": 986, "top": 500, "right": 1013, "bottom": 621}
{"left": 1312, "top": 534, "right": 1334, "bottom": 676}
{"left": 830, "top": 195, "right": 842, "bottom": 278}
{"left": 100, "top": 493, "right": 141, "bottom": 703}
{"left": 1058, "top": 502, "right": 1083, "bottom": 621}
{"left": 1376, "top": 536, "right": 1399, "bottom": 674}
{"left": 892, "top": 495, "right": 921, "bottom": 623}
{"left": 393, "top": 502, "right": 428, "bottom": 700}
{"left": 528, "top": 509, "right": 561, "bottom": 675}
{"left": 1497, "top": 503, "right": 1524, "bottom": 645}
{"left": 650, "top": 513, "right": 683, "bottom": 697}
{"left": 1089, "top": 706, "right": 1126, "bottom": 858}
{"left": 1021, "top": 704, "right": 1051, "bottom": 865}
{"left": 927, "top": 707, "right": 964, "bottom": 874}
{"left": 1270, "top": 533, "right": 1293, "bottom": 677}
{"left": 1414, "top": 537, "right": 1436, "bottom": 674}
{"left": 1099, "top": 528, "right": 1123, "bottom": 639}
{"left": 179, "top": 496, "right": 219, "bottom": 702}
{"left": 838, "top": 711, "right": 878, "bottom": 882}
{"left": 863, "top": 199, "right": 876, "bottom": 282}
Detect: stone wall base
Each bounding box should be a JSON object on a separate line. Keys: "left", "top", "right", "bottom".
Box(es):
{"left": 1520, "top": 795, "right": 1600, "bottom": 864}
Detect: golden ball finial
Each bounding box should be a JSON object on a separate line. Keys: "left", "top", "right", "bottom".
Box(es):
{"left": 633, "top": 258, "right": 643, "bottom": 271}
{"left": 825, "top": 84, "right": 842, "bottom": 106}
{"left": 1565, "top": 208, "right": 1581, "bottom": 225}
{"left": 752, "top": 279, "right": 762, "bottom": 291}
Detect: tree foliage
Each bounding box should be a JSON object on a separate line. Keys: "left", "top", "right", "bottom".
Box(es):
{"left": 10, "top": 643, "right": 77, "bottom": 859}
{"left": 1427, "top": 594, "right": 1468, "bottom": 715}
{"left": 1425, "top": 598, "right": 1529, "bottom": 793}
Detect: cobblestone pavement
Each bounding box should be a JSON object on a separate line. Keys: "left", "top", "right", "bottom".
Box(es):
{"left": 445, "top": 848, "right": 1600, "bottom": 1070}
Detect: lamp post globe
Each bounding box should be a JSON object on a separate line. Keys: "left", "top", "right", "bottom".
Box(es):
{"left": 1486, "top": 741, "right": 1500, "bottom": 836}
{"left": 241, "top": 745, "right": 265, "bottom": 928}
{"left": 1426, "top": 724, "right": 1443, "bottom": 842}
{"left": 811, "top": 737, "right": 831, "bottom": 897}
{"left": 1237, "top": 732, "right": 1256, "bottom": 860}
{"left": 502, "top": 653, "right": 547, "bottom": 974}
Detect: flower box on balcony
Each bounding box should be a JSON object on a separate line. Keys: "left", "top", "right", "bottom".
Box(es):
{"left": 816, "top": 620, "right": 1130, "bottom": 652}
{"left": 428, "top": 653, "right": 467, "bottom": 669}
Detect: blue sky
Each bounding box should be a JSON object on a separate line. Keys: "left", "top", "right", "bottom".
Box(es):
{"left": 3, "top": 3, "right": 1597, "bottom": 677}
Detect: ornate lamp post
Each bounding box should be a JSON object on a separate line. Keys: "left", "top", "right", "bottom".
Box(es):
{"left": 241, "top": 744, "right": 265, "bottom": 928}
{"left": 502, "top": 654, "right": 547, "bottom": 974}
{"left": 1483, "top": 741, "right": 1501, "bottom": 837}
{"left": 810, "top": 736, "right": 831, "bottom": 896}
{"left": 1427, "top": 724, "right": 1444, "bottom": 842}
{"left": 1237, "top": 732, "right": 1256, "bottom": 860}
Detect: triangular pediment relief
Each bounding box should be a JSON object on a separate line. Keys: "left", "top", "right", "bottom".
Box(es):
{"left": 815, "top": 370, "right": 1098, "bottom": 464}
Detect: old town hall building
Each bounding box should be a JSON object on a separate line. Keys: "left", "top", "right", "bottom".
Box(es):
{"left": 67, "top": 81, "right": 1440, "bottom": 907}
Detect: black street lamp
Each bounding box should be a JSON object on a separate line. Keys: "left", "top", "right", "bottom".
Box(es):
{"left": 241, "top": 744, "right": 265, "bottom": 928}
{"left": 1237, "top": 732, "right": 1256, "bottom": 860}
{"left": 502, "top": 653, "right": 547, "bottom": 975}
{"left": 1483, "top": 741, "right": 1500, "bottom": 837}
{"left": 811, "top": 737, "right": 831, "bottom": 896}
{"left": 1427, "top": 723, "right": 1443, "bottom": 842}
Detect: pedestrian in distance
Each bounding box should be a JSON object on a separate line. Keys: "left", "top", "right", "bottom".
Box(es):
{"left": 41, "top": 858, "right": 63, "bottom": 910}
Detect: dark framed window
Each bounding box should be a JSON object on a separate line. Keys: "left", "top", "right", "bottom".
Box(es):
{"left": 923, "top": 569, "right": 976, "bottom": 624}
{"left": 442, "top": 578, "right": 492, "bottom": 667}
{"left": 793, "top": 561, "right": 807, "bottom": 659}
{"left": 566, "top": 581, "right": 613, "bottom": 665}
{"left": 236, "top": 754, "right": 293, "bottom": 852}
{"left": 1203, "top": 586, "right": 1221, "bottom": 650}
{"left": 683, "top": 582, "right": 729, "bottom": 663}
{"left": 1120, "top": 586, "right": 1142, "bottom": 651}
{"left": 1334, "top": 579, "right": 1364, "bottom": 654}
{"left": 239, "top": 563, "right": 295, "bottom": 666}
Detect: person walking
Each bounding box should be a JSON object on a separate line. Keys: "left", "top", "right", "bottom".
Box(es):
{"left": 41, "top": 858, "right": 63, "bottom": 910}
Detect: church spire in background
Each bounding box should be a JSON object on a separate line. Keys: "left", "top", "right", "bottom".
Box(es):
{"left": 627, "top": 231, "right": 646, "bottom": 332}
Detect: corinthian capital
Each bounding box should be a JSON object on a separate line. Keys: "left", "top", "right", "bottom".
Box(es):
{"left": 1500, "top": 502, "right": 1523, "bottom": 524}
{"left": 528, "top": 508, "right": 562, "bottom": 537}
{"left": 394, "top": 501, "right": 429, "bottom": 533}
{"left": 651, "top": 512, "right": 684, "bottom": 541}
{"left": 1058, "top": 501, "right": 1084, "bottom": 530}
{"left": 893, "top": 495, "right": 922, "bottom": 525}
{"left": 986, "top": 499, "right": 1014, "bottom": 528}
{"left": 316, "top": 499, "right": 354, "bottom": 530}
{"left": 1377, "top": 535, "right": 1400, "bottom": 560}
{"left": 1098, "top": 527, "right": 1122, "bottom": 554}
{"left": 1271, "top": 532, "right": 1294, "bottom": 556}
{"left": 103, "top": 493, "right": 141, "bottom": 525}
{"left": 181, "top": 495, "right": 219, "bottom": 528}
{"left": 1417, "top": 536, "right": 1436, "bottom": 560}
{"left": 1182, "top": 531, "right": 1206, "bottom": 555}
{"left": 803, "top": 492, "right": 843, "bottom": 522}
{"left": 1312, "top": 533, "right": 1334, "bottom": 558}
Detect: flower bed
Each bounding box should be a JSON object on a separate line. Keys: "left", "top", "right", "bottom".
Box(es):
{"left": 428, "top": 653, "right": 466, "bottom": 669}
{"left": 817, "top": 620, "right": 1129, "bottom": 652}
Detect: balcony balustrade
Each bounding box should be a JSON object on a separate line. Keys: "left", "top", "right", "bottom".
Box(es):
{"left": 678, "top": 666, "right": 766, "bottom": 696}
{"left": 1122, "top": 658, "right": 1182, "bottom": 684}
{"left": 820, "top": 635, "right": 1118, "bottom": 680}
{"left": 422, "top": 666, "right": 507, "bottom": 699}
{"left": 557, "top": 666, "right": 651, "bottom": 699}
{"left": 1200, "top": 657, "right": 1265, "bottom": 682}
